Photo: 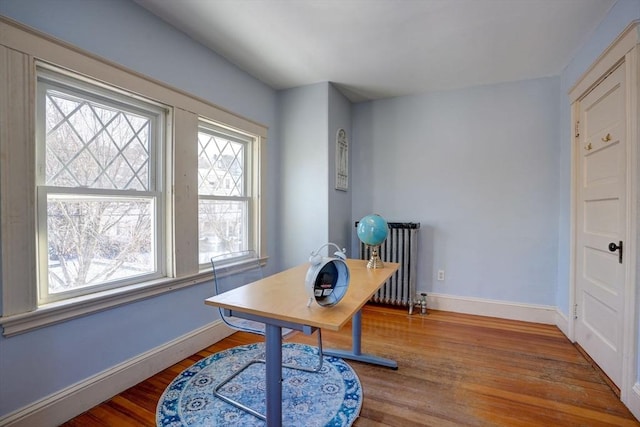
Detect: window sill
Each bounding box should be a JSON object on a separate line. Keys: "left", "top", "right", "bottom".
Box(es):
{"left": 0, "top": 271, "right": 213, "bottom": 337}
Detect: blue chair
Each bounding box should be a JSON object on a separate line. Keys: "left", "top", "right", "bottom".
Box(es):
{"left": 210, "top": 250, "right": 324, "bottom": 420}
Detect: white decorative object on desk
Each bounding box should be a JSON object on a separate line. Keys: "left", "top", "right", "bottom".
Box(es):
{"left": 305, "top": 243, "right": 350, "bottom": 307}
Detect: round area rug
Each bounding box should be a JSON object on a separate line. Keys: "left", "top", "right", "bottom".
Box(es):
{"left": 156, "top": 342, "right": 362, "bottom": 426}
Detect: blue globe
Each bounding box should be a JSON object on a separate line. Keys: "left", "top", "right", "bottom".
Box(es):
{"left": 357, "top": 214, "right": 389, "bottom": 246}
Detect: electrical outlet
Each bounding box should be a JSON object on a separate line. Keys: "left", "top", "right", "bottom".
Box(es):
{"left": 437, "top": 270, "right": 445, "bottom": 281}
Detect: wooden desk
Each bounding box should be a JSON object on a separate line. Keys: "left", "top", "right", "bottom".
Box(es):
{"left": 205, "top": 258, "right": 399, "bottom": 426}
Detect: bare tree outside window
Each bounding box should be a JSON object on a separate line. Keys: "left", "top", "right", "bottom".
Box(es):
{"left": 47, "top": 198, "right": 153, "bottom": 292}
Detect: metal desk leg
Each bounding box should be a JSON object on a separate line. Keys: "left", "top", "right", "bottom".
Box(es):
{"left": 324, "top": 309, "right": 398, "bottom": 369}
{"left": 265, "top": 324, "right": 282, "bottom": 426}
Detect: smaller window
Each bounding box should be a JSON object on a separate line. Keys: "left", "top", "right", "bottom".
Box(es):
{"left": 197, "top": 121, "right": 255, "bottom": 265}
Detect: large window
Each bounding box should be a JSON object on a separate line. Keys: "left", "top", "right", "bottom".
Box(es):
{"left": 197, "top": 121, "right": 255, "bottom": 265}
{"left": 36, "top": 67, "right": 167, "bottom": 304}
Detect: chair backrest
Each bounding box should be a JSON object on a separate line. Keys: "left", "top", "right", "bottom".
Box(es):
{"left": 211, "top": 250, "right": 266, "bottom": 335}
{"left": 211, "top": 250, "right": 264, "bottom": 296}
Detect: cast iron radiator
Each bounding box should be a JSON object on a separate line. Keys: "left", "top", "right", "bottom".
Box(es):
{"left": 356, "top": 222, "right": 420, "bottom": 312}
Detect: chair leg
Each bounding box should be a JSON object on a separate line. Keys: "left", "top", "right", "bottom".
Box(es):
{"left": 213, "top": 358, "right": 267, "bottom": 421}
{"left": 214, "top": 330, "right": 325, "bottom": 420}
{"left": 282, "top": 329, "right": 324, "bottom": 373}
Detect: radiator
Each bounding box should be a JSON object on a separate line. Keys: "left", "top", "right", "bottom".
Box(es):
{"left": 357, "top": 222, "right": 420, "bottom": 312}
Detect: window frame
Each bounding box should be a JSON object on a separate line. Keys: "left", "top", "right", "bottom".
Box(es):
{"left": 197, "top": 120, "right": 259, "bottom": 266}
{"left": 0, "top": 17, "right": 267, "bottom": 336}
{"left": 35, "top": 66, "right": 169, "bottom": 304}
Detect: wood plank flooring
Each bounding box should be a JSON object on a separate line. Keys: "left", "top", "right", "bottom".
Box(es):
{"left": 62, "top": 305, "right": 639, "bottom": 426}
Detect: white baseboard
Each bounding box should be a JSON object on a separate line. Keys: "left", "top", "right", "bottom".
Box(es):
{"left": 626, "top": 383, "right": 640, "bottom": 421}
{"left": 0, "top": 320, "right": 233, "bottom": 427}
{"left": 426, "top": 293, "right": 557, "bottom": 324}
{"left": 554, "top": 307, "right": 570, "bottom": 338}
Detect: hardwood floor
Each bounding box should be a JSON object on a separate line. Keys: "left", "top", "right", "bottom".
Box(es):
{"left": 62, "top": 305, "right": 639, "bottom": 426}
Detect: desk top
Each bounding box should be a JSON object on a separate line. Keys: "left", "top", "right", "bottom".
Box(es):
{"left": 205, "top": 258, "right": 399, "bottom": 331}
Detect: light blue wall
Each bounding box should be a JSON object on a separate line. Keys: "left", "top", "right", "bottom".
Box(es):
{"left": 277, "top": 82, "right": 352, "bottom": 266}
{"left": 328, "top": 84, "right": 353, "bottom": 254}
{"left": 352, "top": 77, "right": 561, "bottom": 305}
{"left": 556, "top": 0, "right": 640, "bottom": 316}
{"left": 0, "top": 0, "right": 280, "bottom": 418}
{"left": 277, "top": 83, "right": 330, "bottom": 269}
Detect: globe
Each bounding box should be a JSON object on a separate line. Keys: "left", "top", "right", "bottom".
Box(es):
{"left": 357, "top": 214, "right": 389, "bottom": 246}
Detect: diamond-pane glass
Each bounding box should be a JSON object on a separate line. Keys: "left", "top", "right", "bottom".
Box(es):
{"left": 45, "top": 90, "right": 151, "bottom": 191}
{"left": 197, "top": 131, "right": 245, "bottom": 197}
{"left": 47, "top": 195, "right": 154, "bottom": 293}
{"left": 198, "top": 200, "right": 247, "bottom": 264}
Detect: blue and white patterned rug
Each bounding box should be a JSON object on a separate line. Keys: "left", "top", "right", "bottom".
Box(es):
{"left": 156, "top": 342, "right": 362, "bottom": 426}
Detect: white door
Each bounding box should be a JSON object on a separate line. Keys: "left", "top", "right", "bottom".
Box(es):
{"left": 575, "top": 64, "right": 626, "bottom": 388}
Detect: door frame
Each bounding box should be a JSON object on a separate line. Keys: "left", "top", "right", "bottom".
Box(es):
{"left": 569, "top": 21, "right": 639, "bottom": 414}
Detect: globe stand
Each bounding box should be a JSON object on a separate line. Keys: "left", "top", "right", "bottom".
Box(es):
{"left": 367, "top": 245, "right": 384, "bottom": 269}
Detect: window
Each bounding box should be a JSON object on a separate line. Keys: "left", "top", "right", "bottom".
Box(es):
{"left": 197, "top": 121, "right": 256, "bottom": 265}
{"left": 35, "top": 67, "right": 167, "bottom": 304}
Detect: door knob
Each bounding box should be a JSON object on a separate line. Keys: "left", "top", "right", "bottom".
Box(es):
{"left": 609, "top": 241, "right": 623, "bottom": 264}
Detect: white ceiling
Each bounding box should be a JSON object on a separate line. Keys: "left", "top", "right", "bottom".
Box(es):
{"left": 133, "top": 0, "right": 615, "bottom": 102}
